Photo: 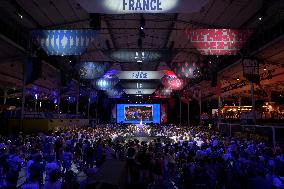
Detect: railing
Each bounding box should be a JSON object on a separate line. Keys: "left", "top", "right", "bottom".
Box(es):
{"left": 4, "top": 110, "right": 84, "bottom": 119}
{"left": 218, "top": 122, "right": 284, "bottom": 147}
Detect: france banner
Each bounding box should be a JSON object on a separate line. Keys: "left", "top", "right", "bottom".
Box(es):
{"left": 76, "top": 0, "right": 208, "bottom": 14}
{"left": 33, "top": 30, "right": 96, "bottom": 56}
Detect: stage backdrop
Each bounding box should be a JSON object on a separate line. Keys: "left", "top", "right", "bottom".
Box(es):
{"left": 117, "top": 104, "right": 160, "bottom": 124}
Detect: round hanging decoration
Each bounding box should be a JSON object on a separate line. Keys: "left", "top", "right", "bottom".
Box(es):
{"left": 94, "top": 77, "right": 119, "bottom": 90}
{"left": 106, "top": 88, "right": 124, "bottom": 98}
{"left": 173, "top": 61, "right": 199, "bottom": 79}
{"left": 79, "top": 62, "right": 109, "bottom": 79}
{"left": 155, "top": 88, "right": 172, "bottom": 98}
{"left": 161, "top": 76, "right": 184, "bottom": 90}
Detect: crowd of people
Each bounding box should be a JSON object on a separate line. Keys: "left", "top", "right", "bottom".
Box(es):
{"left": 0, "top": 124, "right": 283, "bottom": 189}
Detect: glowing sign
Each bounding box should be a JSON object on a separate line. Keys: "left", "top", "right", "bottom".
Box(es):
{"left": 186, "top": 29, "right": 252, "bottom": 55}
{"left": 120, "top": 81, "right": 160, "bottom": 89}
{"left": 33, "top": 30, "right": 96, "bottom": 56}
{"left": 117, "top": 71, "right": 164, "bottom": 80}
{"left": 124, "top": 89, "right": 156, "bottom": 95}
{"left": 77, "top": 0, "right": 208, "bottom": 13}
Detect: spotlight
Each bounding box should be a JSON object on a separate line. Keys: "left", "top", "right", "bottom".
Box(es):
{"left": 69, "top": 60, "right": 72, "bottom": 63}
{"left": 237, "top": 77, "right": 240, "bottom": 81}
{"left": 17, "top": 12, "right": 23, "bottom": 19}
{"left": 258, "top": 16, "right": 262, "bottom": 21}
{"left": 15, "top": 8, "right": 23, "bottom": 19}
{"left": 140, "top": 15, "right": 145, "bottom": 30}
{"left": 263, "top": 66, "right": 267, "bottom": 71}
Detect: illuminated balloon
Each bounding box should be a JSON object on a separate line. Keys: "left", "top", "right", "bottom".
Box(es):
{"left": 94, "top": 78, "right": 119, "bottom": 90}
{"left": 155, "top": 88, "right": 172, "bottom": 98}
{"left": 106, "top": 88, "right": 124, "bottom": 98}
{"left": 174, "top": 62, "right": 200, "bottom": 79}
{"left": 161, "top": 77, "right": 184, "bottom": 90}
{"left": 79, "top": 62, "right": 109, "bottom": 79}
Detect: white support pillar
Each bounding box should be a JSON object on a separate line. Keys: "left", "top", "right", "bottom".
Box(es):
{"left": 250, "top": 82, "right": 256, "bottom": 124}
{"left": 179, "top": 95, "right": 182, "bottom": 125}
{"left": 76, "top": 81, "right": 80, "bottom": 118}
{"left": 87, "top": 98, "right": 90, "bottom": 120}
{"left": 199, "top": 90, "right": 202, "bottom": 125}
{"left": 3, "top": 88, "right": 7, "bottom": 105}
{"left": 187, "top": 99, "right": 190, "bottom": 126}
{"left": 272, "top": 127, "right": 276, "bottom": 148}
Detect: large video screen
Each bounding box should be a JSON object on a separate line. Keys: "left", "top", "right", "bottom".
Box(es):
{"left": 117, "top": 104, "right": 160, "bottom": 124}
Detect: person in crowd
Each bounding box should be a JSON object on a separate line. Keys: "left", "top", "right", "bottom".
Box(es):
{"left": 0, "top": 124, "right": 282, "bottom": 189}
{"left": 45, "top": 155, "right": 59, "bottom": 185}
{"left": 61, "top": 170, "right": 79, "bottom": 189}
{"left": 44, "top": 169, "right": 61, "bottom": 189}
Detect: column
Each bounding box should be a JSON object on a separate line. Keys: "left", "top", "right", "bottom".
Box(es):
{"left": 251, "top": 82, "right": 256, "bottom": 124}
{"left": 187, "top": 99, "right": 190, "bottom": 126}
{"left": 87, "top": 97, "right": 90, "bottom": 119}
{"left": 3, "top": 88, "right": 7, "bottom": 105}
{"left": 21, "top": 64, "right": 26, "bottom": 131}
{"left": 76, "top": 81, "right": 80, "bottom": 118}
{"left": 179, "top": 95, "right": 182, "bottom": 125}
{"left": 199, "top": 90, "right": 202, "bottom": 125}
{"left": 218, "top": 95, "right": 222, "bottom": 128}
{"left": 272, "top": 127, "right": 276, "bottom": 148}
{"left": 238, "top": 96, "right": 241, "bottom": 106}
{"left": 57, "top": 88, "right": 61, "bottom": 114}
{"left": 95, "top": 97, "right": 98, "bottom": 124}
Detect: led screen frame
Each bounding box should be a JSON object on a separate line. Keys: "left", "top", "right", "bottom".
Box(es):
{"left": 117, "top": 104, "right": 161, "bottom": 124}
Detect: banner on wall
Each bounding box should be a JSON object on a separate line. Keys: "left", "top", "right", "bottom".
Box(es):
{"left": 33, "top": 30, "right": 96, "bottom": 56}
{"left": 76, "top": 0, "right": 208, "bottom": 14}
{"left": 117, "top": 71, "right": 164, "bottom": 80}
{"left": 124, "top": 89, "right": 156, "bottom": 95}
{"left": 185, "top": 29, "right": 252, "bottom": 55}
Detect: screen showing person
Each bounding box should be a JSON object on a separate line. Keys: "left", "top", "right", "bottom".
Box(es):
{"left": 124, "top": 105, "right": 153, "bottom": 121}
{"left": 117, "top": 104, "right": 160, "bottom": 124}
